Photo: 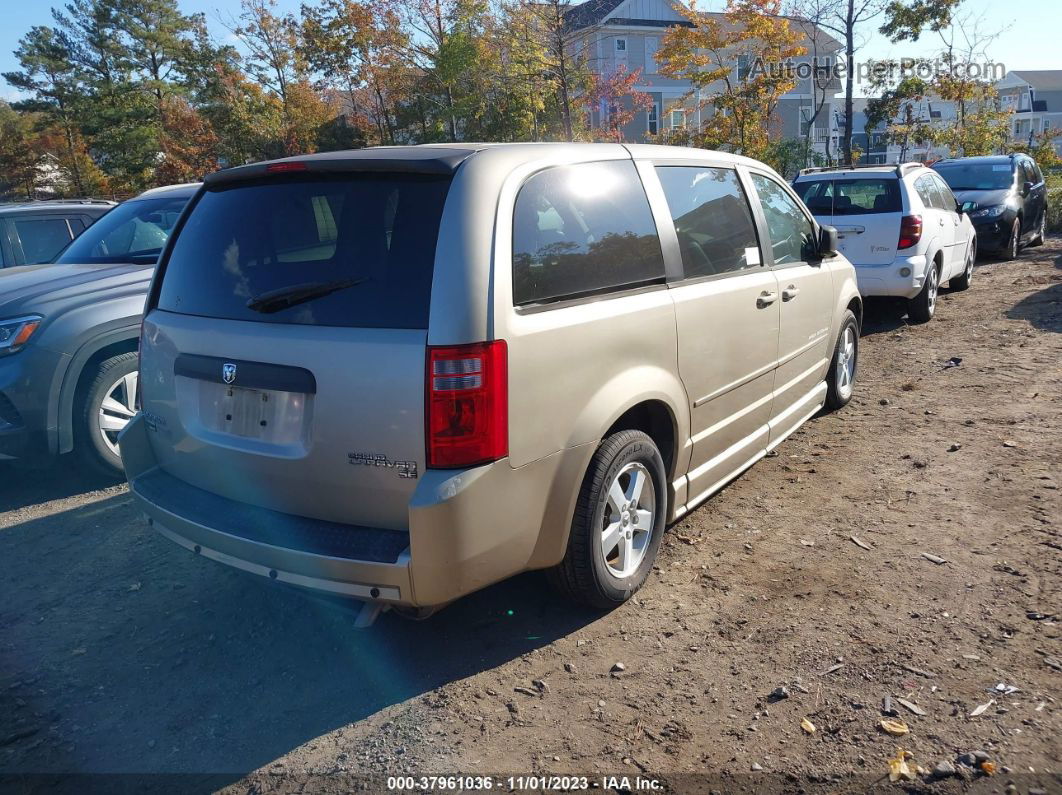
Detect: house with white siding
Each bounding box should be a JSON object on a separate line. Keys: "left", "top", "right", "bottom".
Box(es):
{"left": 995, "top": 70, "right": 1062, "bottom": 157}
{"left": 565, "top": 0, "right": 844, "bottom": 157}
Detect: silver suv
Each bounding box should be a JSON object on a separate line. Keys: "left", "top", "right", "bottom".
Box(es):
{"left": 121, "top": 144, "right": 862, "bottom": 616}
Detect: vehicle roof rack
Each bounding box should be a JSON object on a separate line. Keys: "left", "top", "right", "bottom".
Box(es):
{"left": 0, "top": 198, "right": 115, "bottom": 208}
{"left": 798, "top": 162, "right": 925, "bottom": 177}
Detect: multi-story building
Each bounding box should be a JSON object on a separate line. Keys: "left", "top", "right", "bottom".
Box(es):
{"left": 566, "top": 0, "right": 843, "bottom": 157}
{"left": 995, "top": 70, "right": 1062, "bottom": 157}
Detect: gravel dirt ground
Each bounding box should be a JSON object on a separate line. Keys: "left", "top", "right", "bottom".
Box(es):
{"left": 1, "top": 239, "right": 1060, "bottom": 794}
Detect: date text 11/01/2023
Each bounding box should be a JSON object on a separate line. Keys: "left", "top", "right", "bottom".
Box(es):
{"left": 386, "top": 775, "right": 664, "bottom": 791}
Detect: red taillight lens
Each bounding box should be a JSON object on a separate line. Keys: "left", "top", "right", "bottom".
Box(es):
{"left": 426, "top": 341, "right": 508, "bottom": 469}
{"left": 898, "top": 214, "right": 923, "bottom": 250}
{"left": 266, "top": 161, "right": 308, "bottom": 173}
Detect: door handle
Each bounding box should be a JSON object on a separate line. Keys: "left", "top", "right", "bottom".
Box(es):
{"left": 782, "top": 285, "right": 800, "bottom": 301}
{"left": 757, "top": 291, "right": 777, "bottom": 308}
{"left": 938, "top": 217, "right": 945, "bottom": 226}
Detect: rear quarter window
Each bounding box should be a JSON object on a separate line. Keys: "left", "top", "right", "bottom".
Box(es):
{"left": 157, "top": 174, "right": 451, "bottom": 329}
{"left": 512, "top": 161, "right": 665, "bottom": 306}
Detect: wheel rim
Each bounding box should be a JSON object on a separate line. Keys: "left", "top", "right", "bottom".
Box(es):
{"left": 1011, "top": 220, "right": 1020, "bottom": 258}
{"left": 601, "top": 462, "right": 655, "bottom": 579}
{"left": 965, "top": 243, "right": 974, "bottom": 281}
{"left": 98, "top": 371, "right": 138, "bottom": 457}
{"left": 836, "top": 325, "right": 856, "bottom": 399}
{"left": 927, "top": 267, "right": 938, "bottom": 312}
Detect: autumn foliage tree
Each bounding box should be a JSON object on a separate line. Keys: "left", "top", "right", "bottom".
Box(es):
{"left": 658, "top": 0, "right": 806, "bottom": 160}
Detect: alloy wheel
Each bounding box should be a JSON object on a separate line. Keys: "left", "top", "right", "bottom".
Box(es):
{"left": 835, "top": 325, "right": 856, "bottom": 401}
{"left": 98, "top": 371, "right": 138, "bottom": 457}
{"left": 927, "top": 266, "right": 938, "bottom": 314}
{"left": 601, "top": 462, "right": 655, "bottom": 579}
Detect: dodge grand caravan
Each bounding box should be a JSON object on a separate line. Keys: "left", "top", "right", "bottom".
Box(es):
{"left": 121, "top": 144, "right": 862, "bottom": 617}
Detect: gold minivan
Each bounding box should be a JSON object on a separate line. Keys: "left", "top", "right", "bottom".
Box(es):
{"left": 121, "top": 143, "right": 861, "bottom": 618}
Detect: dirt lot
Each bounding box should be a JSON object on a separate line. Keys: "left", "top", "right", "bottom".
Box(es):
{"left": 1, "top": 239, "right": 1060, "bottom": 794}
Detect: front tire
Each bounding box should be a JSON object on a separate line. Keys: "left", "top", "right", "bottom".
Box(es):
{"left": 1000, "top": 217, "right": 1021, "bottom": 261}
{"left": 76, "top": 352, "right": 138, "bottom": 476}
{"left": 825, "top": 310, "right": 859, "bottom": 411}
{"left": 548, "top": 430, "right": 667, "bottom": 609}
{"left": 908, "top": 262, "right": 939, "bottom": 323}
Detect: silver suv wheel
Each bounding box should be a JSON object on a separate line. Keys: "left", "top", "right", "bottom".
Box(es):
{"left": 98, "top": 371, "right": 138, "bottom": 456}
{"left": 835, "top": 325, "right": 856, "bottom": 402}
{"left": 601, "top": 462, "right": 655, "bottom": 579}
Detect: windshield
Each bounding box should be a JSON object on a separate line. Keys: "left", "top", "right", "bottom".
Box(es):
{"left": 932, "top": 163, "right": 1015, "bottom": 191}
{"left": 56, "top": 194, "right": 191, "bottom": 264}
{"left": 156, "top": 174, "right": 451, "bottom": 329}
{"left": 794, "top": 178, "right": 902, "bottom": 215}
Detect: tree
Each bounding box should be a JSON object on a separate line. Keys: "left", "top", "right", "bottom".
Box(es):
{"left": 585, "top": 65, "right": 652, "bottom": 142}
{"left": 788, "top": 0, "right": 843, "bottom": 164}
{"left": 3, "top": 26, "right": 90, "bottom": 194}
{"left": 814, "top": 0, "right": 885, "bottom": 163}
{"left": 657, "top": 0, "right": 806, "bottom": 161}
{"left": 300, "top": 0, "right": 406, "bottom": 145}
{"left": 877, "top": 2, "right": 1010, "bottom": 158}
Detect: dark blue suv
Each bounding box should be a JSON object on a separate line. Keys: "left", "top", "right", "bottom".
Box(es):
{"left": 932, "top": 154, "right": 1047, "bottom": 260}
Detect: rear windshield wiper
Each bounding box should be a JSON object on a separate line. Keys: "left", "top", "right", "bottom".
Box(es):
{"left": 246, "top": 278, "right": 368, "bottom": 314}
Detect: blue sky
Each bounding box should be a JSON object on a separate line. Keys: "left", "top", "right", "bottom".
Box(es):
{"left": 1, "top": 0, "right": 1058, "bottom": 102}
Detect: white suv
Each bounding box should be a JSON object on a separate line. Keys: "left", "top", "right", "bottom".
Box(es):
{"left": 793, "top": 163, "right": 977, "bottom": 322}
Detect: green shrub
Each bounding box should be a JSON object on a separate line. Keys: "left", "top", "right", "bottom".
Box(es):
{"left": 1047, "top": 187, "right": 1062, "bottom": 233}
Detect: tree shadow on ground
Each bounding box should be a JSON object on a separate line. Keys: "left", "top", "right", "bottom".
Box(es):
{"left": 0, "top": 490, "right": 600, "bottom": 788}
{"left": 1007, "top": 280, "right": 1062, "bottom": 333}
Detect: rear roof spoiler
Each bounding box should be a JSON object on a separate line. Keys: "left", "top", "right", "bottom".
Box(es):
{"left": 797, "top": 162, "right": 923, "bottom": 177}
{"left": 203, "top": 147, "right": 479, "bottom": 186}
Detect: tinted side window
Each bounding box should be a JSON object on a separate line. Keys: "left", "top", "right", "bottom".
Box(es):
{"left": 750, "top": 174, "right": 816, "bottom": 265}
{"left": 512, "top": 161, "right": 665, "bottom": 305}
{"left": 655, "top": 166, "right": 759, "bottom": 278}
{"left": 914, "top": 176, "right": 937, "bottom": 209}
{"left": 13, "top": 217, "right": 73, "bottom": 264}
{"left": 931, "top": 175, "right": 956, "bottom": 210}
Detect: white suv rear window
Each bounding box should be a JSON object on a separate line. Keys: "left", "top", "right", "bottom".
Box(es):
{"left": 795, "top": 178, "right": 901, "bottom": 215}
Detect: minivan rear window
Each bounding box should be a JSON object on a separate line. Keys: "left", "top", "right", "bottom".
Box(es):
{"left": 157, "top": 174, "right": 451, "bottom": 329}
{"left": 794, "top": 178, "right": 901, "bottom": 215}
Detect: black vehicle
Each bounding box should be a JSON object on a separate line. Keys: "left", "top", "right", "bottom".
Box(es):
{"left": 932, "top": 154, "right": 1047, "bottom": 260}
{"left": 0, "top": 183, "right": 198, "bottom": 475}
{"left": 0, "top": 199, "right": 114, "bottom": 267}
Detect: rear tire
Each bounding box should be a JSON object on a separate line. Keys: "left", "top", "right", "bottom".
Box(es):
{"left": 548, "top": 430, "right": 666, "bottom": 609}
{"left": 1028, "top": 212, "right": 1046, "bottom": 247}
{"left": 908, "top": 262, "right": 939, "bottom": 323}
{"left": 76, "top": 352, "right": 138, "bottom": 477}
{"left": 825, "top": 310, "right": 859, "bottom": 411}
{"left": 950, "top": 239, "right": 975, "bottom": 291}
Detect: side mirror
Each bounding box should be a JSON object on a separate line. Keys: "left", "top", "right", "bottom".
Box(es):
{"left": 1022, "top": 181, "right": 1034, "bottom": 196}
{"left": 957, "top": 200, "right": 977, "bottom": 214}
{"left": 818, "top": 224, "right": 838, "bottom": 257}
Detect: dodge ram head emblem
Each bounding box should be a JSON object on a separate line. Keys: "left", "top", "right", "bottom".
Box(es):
{"left": 222, "top": 363, "right": 237, "bottom": 385}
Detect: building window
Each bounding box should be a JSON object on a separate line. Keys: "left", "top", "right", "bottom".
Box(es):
{"left": 648, "top": 103, "right": 659, "bottom": 136}
{"left": 669, "top": 109, "right": 686, "bottom": 130}
{"left": 737, "top": 54, "right": 751, "bottom": 80}
{"left": 645, "top": 37, "right": 659, "bottom": 74}
{"left": 615, "top": 38, "right": 626, "bottom": 53}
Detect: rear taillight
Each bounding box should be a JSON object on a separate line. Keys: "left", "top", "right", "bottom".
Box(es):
{"left": 898, "top": 214, "right": 922, "bottom": 250}
{"left": 426, "top": 341, "right": 507, "bottom": 468}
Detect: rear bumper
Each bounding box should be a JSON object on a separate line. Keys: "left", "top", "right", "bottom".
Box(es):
{"left": 852, "top": 254, "right": 929, "bottom": 299}
{"left": 120, "top": 413, "right": 592, "bottom": 607}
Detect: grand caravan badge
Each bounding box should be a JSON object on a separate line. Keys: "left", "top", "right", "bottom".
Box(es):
{"left": 348, "top": 452, "right": 418, "bottom": 479}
